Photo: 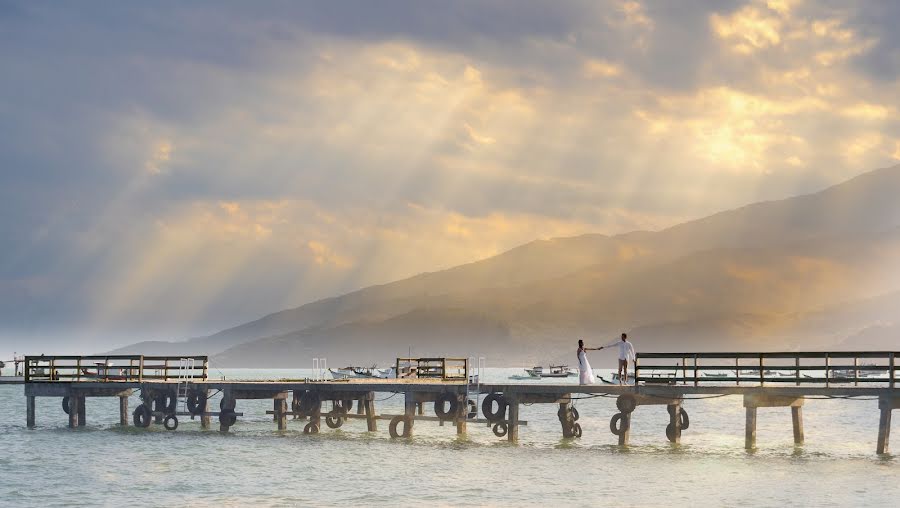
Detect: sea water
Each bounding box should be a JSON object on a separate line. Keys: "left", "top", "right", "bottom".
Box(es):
{"left": 0, "top": 368, "right": 897, "bottom": 507}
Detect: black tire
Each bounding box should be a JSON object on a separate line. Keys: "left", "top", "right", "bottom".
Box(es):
{"left": 163, "top": 414, "right": 178, "bottom": 431}
{"left": 62, "top": 396, "right": 71, "bottom": 415}
{"left": 616, "top": 394, "right": 637, "bottom": 414}
{"left": 666, "top": 422, "right": 677, "bottom": 442}
{"left": 492, "top": 422, "right": 508, "bottom": 438}
{"left": 434, "top": 393, "right": 459, "bottom": 420}
{"left": 291, "top": 397, "right": 305, "bottom": 418}
{"left": 389, "top": 416, "right": 411, "bottom": 438}
{"left": 572, "top": 407, "right": 580, "bottom": 421}
{"left": 303, "top": 422, "right": 319, "bottom": 434}
{"left": 572, "top": 422, "right": 583, "bottom": 438}
{"left": 187, "top": 391, "right": 208, "bottom": 416}
{"left": 482, "top": 393, "right": 507, "bottom": 422}
{"left": 666, "top": 406, "right": 690, "bottom": 430}
{"left": 133, "top": 404, "right": 152, "bottom": 428}
{"left": 610, "top": 412, "right": 628, "bottom": 436}
{"left": 467, "top": 399, "right": 477, "bottom": 419}
{"left": 219, "top": 408, "right": 237, "bottom": 427}
{"left": 325, "top": 414, "right": 344, "bottom": 429}
{"left": 155, "top": 392, "right": 176, "bottom": 414}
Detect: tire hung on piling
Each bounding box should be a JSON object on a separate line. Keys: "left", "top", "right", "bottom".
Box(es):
{"left": 492, "top": 422, "right": 508, "bottom": 438}
{"left": 433, "top": 392, "right": 459, "bottom": 420}
{"left": 299, "top": 391, "right": 321, "bottom": 414}
{"left": 482, "top": 393, "right": 507, "bottom": 422}
{"left": 186, "top": 391, "right": 208, "bottom": 416}
{"left": 616, "top": 394, "right": 637, "bottom": 414}
{"left": 133, "top": 404, "right": 152, "bottom": 428}
{"left": 332, "top": 399, "right": 353, "bottom": 414}
{"left": 163, "top": 414, "right": 178, "bottom": 431}
{"left": 219, "top": 408, "right": 237, "bottom": 427}
{"left": 325, "top": 412, "right": 344, "bottom": 429}
{"left": 667, "top": 406, "right": 689, "bottom": 430}
{"left": 62, "top": 396, "right": 71, "bottom": 415}
{"left": 609, "top": 412, "right": 629, "bottom": 436}
{"left": 389, "top": 415, "right": 411, "bottom": 438}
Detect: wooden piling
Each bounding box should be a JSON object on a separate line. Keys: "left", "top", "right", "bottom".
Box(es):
{"left": 364, "top": 395, "right": 377, "bottom": 432}
{"left": 77, "top": 395, "right": 86, "bottom": 426}
{"left": 455, "top": 394, "right": 467, "bottom": 436}
{"left": 275, "top": 398, "right": 288, "bottom": 430}
{"left": 26, "top": 396, "right": 35, "bottom": 428}
{"left": 745, "top": 406, "right": 757, "bottom": 449}
{"left": 507, "top": 396, "right": 520, "bottom": 443}
{"left": 669, "top": 403, "right": 682, "bottom": 444}
{"left": 618, "top": 412, "right": 631, "bottom": 446}
{"left": 200, "top": 389, "right": 211, "bottom": 430}
{"left": 220, "top": 390, "right": 235, "bottom": 433}
{"left": 68, "top": 394, "right": 80, "bottom": 429}
{"left": 877, "top": 396, "right": 893, "bottom": 454}
{"left": 119, "top": 395, "right": 129, "bottom": 426}
{"left": 791, "top": 406, "right": 804, "bottom": 445}
{"left": 404, "top": 392, "right": 416, "bottom": 437}
{"left": 356, "top": 398, "right": 365, "bottom": 415}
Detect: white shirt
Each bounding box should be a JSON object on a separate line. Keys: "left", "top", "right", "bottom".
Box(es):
{"left": 605, "top": 339, "right": 635, "bottom": 361}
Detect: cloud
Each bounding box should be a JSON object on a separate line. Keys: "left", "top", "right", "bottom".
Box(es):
{"left": 0, "top": 0, "right": 898, "bottom": 346}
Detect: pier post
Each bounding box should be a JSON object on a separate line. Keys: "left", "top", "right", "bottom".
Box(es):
{"left": 745, "top": 406, "right": 757, "bottom": 449}
{"left": 220, "top": 391, "right": 235, "bottom": 433}
{"left": 404, "top": 391, "right": 416, "bottom": 437}
{"left": 877, "top": 397, "right": 893, "bottom": 454}
{"left": 618, "top": 412, "right": 631, "bottom": 446}
{"left": 455, "top": 394, "right": 467, "bottom": 436}
{"left": 68, "top": 394, "right": 80, "bottom": 429}
{"left": 77, "top": 395, "right": 86, "bottom": 427}
{"left": 26, "top": 396, "right": 35, "bottom": 428}
{"left": 119, "top": 395, "right": 129, "bottom": 426}
{"left": 364, "top": 393, "right": 377, "bottom": 432}
{"left": 791, "top": 406, "right": 804, "bottom": 445}
{"left": 668, "top": 403, "right": 682, "bottom": 444}
{"left": 275, "top": 398, "right": 288, "bottom": 430}
{"left": 417, "top": 401, "right": 424, "bottom": 416}
{"left": 201, "top": 389, "right": 211, "bottom": 430}
{"left": 357, "top": 398, "right": 365, "bottom": 415}
{"left": 507, "top": 396, "right": 520, "bottom": 443}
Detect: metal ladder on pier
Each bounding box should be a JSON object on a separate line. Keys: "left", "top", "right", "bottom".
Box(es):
{"left": 467, "top": 357, "right": 485, "bottom": 418}
{"left": 177, "top": 358, "right": 196, "bottom": 414}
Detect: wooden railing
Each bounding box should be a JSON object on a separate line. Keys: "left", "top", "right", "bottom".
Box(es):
{"left": 24, "top": 355, "right": 208, "bottom": 383}
{"left": 395, "top": 357, "right": 469, "bottom": 381}
{"left": 635, "top": 352, "right": 898, "bottom": 387}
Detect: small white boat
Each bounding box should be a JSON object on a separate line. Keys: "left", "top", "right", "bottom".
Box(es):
{"left": 524, "top": 365, "right": 578, "bottom": 378}
{"left": 328, "top": 366, "right": 393, "bottom": 379}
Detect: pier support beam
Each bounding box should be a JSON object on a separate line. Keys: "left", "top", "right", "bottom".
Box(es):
{"left": 77, "top": 396, "right": 86, "bottom": 427}
{"left": 877, "top": 396, "right": 898, "bottom": 454}
{"left": 364, "top": 393, "right": 377, "bottom": 432}
{"left": 618, "top": 412, "right": 631, "bottom": 446}
{"left": 119, "top": 395, "right": 129, "bottom": 426}
{"left": 455, "top": 394, "right": 467, "bottom": 436}
{"left": 668, "top": 403, "right": 682, "bottom": 444}
{"left": 745, "top": 407, "right": 757, "bottom": 450}
{"left": 200, "top": 389, "right": 211, "bottom": 430}
{"left": 275, "top": 398, "right": 288, "bottom": 430}
{"left": 219, "top": 390, "right": 235, "bottom": 433}
{"left": 792, "top": 406, "right": 804, "bottom": 445}
{"left": 507, "top": 396, "right": 520, "bottom": 443}
{"left": 404, "top": 392, "right": 416, "bottom": 437}
{"left": 26, "top": 396, "right": 35, "bottom": 428}
{"left": 743, "top": 394, "right": 804, "bottom": 450}
{"left": 68, "top": 394, "right": 81, "bottom": 429}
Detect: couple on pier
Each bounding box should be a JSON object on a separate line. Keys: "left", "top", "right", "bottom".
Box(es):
{"left": 577, "top": 333, "right": 635, "bottom": 385}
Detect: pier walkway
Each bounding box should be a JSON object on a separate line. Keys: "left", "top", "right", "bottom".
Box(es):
{"left": 18, "top": 352, "right": 900, "bottom": 454}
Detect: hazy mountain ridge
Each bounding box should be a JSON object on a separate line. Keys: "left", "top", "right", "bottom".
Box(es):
{"left": 110, "top": 164, "right": 900, "bottom": 365}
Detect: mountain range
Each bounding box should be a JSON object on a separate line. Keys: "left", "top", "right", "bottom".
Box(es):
{"left": 110, "top": 164, "right": 900, "bottom": 366}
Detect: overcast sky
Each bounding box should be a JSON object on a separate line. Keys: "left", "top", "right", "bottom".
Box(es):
{"left": 1, "top": 0, "right": 899, "bottom": 353}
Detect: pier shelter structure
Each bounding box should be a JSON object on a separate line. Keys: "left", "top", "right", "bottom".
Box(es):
{"left": 19, "top": 352, "right": 900, "bottom": 454}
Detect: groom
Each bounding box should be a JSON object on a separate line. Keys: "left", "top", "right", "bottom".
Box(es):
{"left": 600, "top": 333, "right": 636, "bottom": 384}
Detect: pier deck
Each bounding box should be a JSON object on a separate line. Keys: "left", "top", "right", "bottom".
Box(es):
{"left": 18, "top": 352, "right": 900, "bottom": 454}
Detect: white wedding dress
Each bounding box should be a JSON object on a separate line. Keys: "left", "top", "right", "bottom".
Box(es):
{"left": 578, "top": 348, "right": 595, "bottom": 385}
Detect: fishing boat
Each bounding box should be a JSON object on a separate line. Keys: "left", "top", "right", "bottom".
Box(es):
{"left": 524, "top": 365, "right": 577, "bottom": 378}
{"left": 328, "top": 366, "right": 394, "bottom": 379}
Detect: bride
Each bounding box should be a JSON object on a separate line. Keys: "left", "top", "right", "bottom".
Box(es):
{"left": 577, "top": 339, "right": 597, "bottom": 385}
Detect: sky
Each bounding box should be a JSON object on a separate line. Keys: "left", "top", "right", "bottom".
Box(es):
{"left": 1, "top": 0, "right": 899, "bottom": 353}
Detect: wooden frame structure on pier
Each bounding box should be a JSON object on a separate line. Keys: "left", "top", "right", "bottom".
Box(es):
{"left": 23, "top": 355, "right": 208, "bottom": 383}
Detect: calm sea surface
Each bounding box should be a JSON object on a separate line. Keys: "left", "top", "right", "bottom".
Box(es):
{"left": 0, "top": 368, "right": 897, "bottom": 507}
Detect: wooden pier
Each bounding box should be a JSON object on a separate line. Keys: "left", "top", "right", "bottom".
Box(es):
{"left": 18, "top": 352, "right": 900, "bottom": 454}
